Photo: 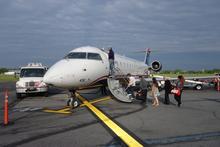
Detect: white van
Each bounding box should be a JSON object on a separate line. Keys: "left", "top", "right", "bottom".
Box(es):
{"left": 16, "top": 63, "right": 48, "bottom": 98}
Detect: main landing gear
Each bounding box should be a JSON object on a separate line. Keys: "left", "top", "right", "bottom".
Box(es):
{"left": 67, "top": 90, "right": 80, "bottom": 108}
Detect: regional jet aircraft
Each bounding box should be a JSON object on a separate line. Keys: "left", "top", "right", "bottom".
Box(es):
{"left": 43, "top": 46, "right": 162, "bottom": 107}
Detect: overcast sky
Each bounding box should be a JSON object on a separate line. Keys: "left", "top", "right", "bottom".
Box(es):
{"left": 0, "top": 0, "right": 220, "bottom": 70}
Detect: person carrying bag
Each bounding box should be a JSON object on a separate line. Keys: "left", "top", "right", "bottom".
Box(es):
{"left": 173, "top": 75, "right": 185, "bottom": 107}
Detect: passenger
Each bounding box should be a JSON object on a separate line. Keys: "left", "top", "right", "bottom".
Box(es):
{"left": 164, "top": 78, "right": 172, "bottom": 105}
{"left": 126, "top": 73, "right": 136, "bottom": 97}
{"left": 174, "top": 75, "right": 185, "bottom": 107}
{"left": 137, "top": 76, "right": 148, "bottom": 105}
{"left": 151, "top": 77, "right": 160, "bottom": 107}
{"left": 108, "top": 47, "right": 115, "bottom": 76}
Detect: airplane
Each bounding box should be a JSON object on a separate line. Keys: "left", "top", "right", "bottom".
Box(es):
{"left": 43, "top": 46, "right": 162, "bottom": 107}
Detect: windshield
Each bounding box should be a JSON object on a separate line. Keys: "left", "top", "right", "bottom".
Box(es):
{"left": 20, "top": 68, "right": 46, "bottom": 77}
{"left": 87, "top": 53, "right": 102, "bottom": 60}
{"left": 65, "top": 52, "right": 86, "bottom": 59}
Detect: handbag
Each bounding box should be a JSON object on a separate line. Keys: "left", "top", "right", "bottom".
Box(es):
{"left": 171, "top": 88, "right": 180, "bottom": 96}
{"left": 156, "top": 91, "right": 160, "bottom": 96}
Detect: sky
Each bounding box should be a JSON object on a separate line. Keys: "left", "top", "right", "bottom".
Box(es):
{"left": 0, "top": 0, "right": 220, "bottom": 70}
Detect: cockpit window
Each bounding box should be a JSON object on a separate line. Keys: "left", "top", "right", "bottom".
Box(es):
{"left": 64, "top": 52, "right": 102, "bottom": 61}
{"left": 65, "top": 52, "right": 86, "bottom": 59}
{"left": 87, "top": 53, "right": 102, "bottom": 61}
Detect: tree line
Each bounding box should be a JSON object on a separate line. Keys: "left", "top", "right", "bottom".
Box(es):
{"left": 0, "top": 68, "right": 8, "bottom": 74}
{"left": 161, "top": 69, "right": 220, "bottom": 74}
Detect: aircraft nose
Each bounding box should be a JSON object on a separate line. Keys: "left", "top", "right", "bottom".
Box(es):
{"left": 43, "top": 59, "right": 78, "bottom": 88}
{"left": 43, "top": 72, "right": 60, "bottom": 86}
{"left": 43, "top": 75, "right": 50, "bottom": 84}
{"left": 43, "top": 60, "right": 66, "bottom": 86}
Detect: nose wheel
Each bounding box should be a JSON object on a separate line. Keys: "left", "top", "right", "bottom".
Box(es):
{"left": 67, "top": 98, "right": 79, "bottom": 108}
{"left": 67, "top": 90, "right": 80, "bottom": 108}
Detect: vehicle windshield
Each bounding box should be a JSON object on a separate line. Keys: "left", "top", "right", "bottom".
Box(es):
{"left": 20, "top": 68, "right": 45, "bottom": 77}
{"left": 64, "top": 52, "right": 86, "bottom": 59}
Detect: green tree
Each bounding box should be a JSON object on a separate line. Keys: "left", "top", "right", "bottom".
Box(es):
{"left": 0, "top": 68, "right": 8, "bottom": 74}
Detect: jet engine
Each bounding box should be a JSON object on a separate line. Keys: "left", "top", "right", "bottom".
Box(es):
{"left": 151, "top": 61, "right": 162, "bottom": 72}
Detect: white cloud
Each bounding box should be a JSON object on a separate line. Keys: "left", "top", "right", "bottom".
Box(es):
{"left": 0, "top": 0, "right": 220, "bottom": 68}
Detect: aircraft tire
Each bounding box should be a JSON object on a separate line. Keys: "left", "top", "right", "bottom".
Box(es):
{"left": 67, "top": 98, "right": 79, "bottom": 108}
{"left": 73, "top": 100, "right": 79, "bottom": 108}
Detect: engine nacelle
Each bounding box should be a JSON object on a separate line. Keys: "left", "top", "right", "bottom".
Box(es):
{"left": 151, "top": 61, "right": 162, "bottom": 72}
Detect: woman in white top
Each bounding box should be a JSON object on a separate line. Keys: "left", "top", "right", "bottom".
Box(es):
{"left": 151, "top": 77, "right": 159, "bottom": 107}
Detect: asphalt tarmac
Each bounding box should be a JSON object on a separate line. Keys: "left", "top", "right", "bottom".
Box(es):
{"left": 0, "top": 84, "right": 220, "bottom": 147}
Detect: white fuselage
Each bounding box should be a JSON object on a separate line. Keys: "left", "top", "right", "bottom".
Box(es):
{"left": 43, "top": 46, "right": 148, "bottom": 89}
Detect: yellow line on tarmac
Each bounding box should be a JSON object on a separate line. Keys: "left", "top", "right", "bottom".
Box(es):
{"left": 58, "top": 107, "right": 71, "bottom": 112}
{"left": 80, "top": 96, "right": 111, "bottom": 107}
{"left": 43, "top": 96, "right": 111, "bottom": 114}
{"left": 43, "top": 109, "right": 71, "bottom": 114}
{"left": 76, "top": 93, "right": 143, "bottom": 147}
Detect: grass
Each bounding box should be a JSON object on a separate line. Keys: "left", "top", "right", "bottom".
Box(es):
{"left": 0, "top": 74, "right": 18, "bottom": 82}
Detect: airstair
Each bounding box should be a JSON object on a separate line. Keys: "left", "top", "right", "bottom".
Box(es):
{"left": 107, "top": 68, "right": 134, "bottom": 103}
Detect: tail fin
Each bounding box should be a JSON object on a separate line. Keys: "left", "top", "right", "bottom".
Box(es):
{"left": 144, "top": 48, "right": 151, "bottom": 65}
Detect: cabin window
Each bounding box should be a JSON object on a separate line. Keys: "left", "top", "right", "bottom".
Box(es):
{"left": 65, "top": 52, "right": 86, "bottom": 59}
{"left": 87, "top": 53, "right": 102, "bottom": 61}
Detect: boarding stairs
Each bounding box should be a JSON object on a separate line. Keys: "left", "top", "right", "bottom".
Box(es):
{"left": 107, "top": 68, "right": 133, "bottom": 103}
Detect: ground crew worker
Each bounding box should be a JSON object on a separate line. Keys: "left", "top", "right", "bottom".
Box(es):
{"left": 108, "top": 47, "right": 115, "bottom": 76}
{"left": 137, "top": 76, "right": 148, "bottom": 105}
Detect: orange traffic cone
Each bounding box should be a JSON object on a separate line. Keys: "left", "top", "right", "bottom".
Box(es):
{"left": 217, "top": 79, "right": 220, "bottom": 91}
{"left": 4, "top": 90, "right": 9, "bottom": 125}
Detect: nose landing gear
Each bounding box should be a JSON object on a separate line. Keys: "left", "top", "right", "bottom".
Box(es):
{"left": 67, "top": 90, "right": 80, "bottom": 108}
